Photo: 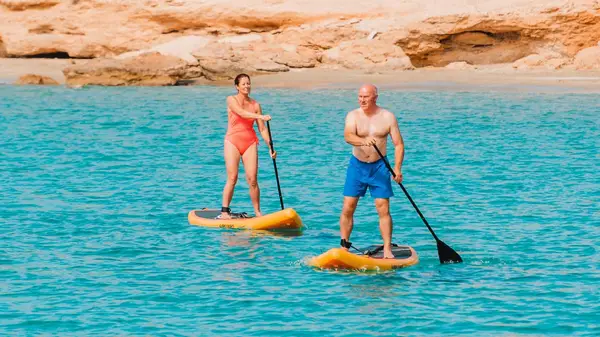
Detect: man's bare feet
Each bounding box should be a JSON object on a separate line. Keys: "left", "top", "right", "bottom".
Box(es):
{"left": 255, "top": 210, "right": 262, "bottom": 217}
{"left": 219, "top": 212, "right": 232, "bottom": 219}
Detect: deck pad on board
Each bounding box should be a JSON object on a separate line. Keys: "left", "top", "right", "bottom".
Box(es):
{"left": 357, "top": 245, "right": 414, "bottom": 259}
{"left": 193, "top": 209, "right": 252, "bottom": 220}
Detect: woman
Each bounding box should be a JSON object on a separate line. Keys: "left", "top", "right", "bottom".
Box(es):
{"left": 220, "top": 73, "right": 276, "bottom": 219}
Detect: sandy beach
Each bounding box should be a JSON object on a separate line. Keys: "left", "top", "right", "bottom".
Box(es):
{"left": 251, "top": 67, "right": 600, "bottom": 93}
{"left": 2, "top": 58, "right": 600, "bottom": 92}
{"left": 0, "top": 58, "right": 72, "bottom": 85}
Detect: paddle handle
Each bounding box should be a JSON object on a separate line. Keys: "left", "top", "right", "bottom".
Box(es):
{"left": 373, "top": 144, "right": 440, "bottom": 241}
{"left": 266, "top": 121, "right": 285, "bottom": 210}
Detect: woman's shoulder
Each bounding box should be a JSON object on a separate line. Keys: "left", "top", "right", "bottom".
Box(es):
{"left": 249, "top": 97, "right": 261, "bottom": 107}
{"left": 226, "top": 95, "right": 240, "bottom": 106}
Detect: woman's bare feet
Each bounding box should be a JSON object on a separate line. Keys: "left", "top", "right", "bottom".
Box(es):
{"left": 383, "top": 247, "right": 395, "bottom": 259}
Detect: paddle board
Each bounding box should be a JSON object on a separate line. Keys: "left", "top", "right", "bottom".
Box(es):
{"left": 188, "top": 208, "right": 303, "bottom": 231}
{"left": 309, "top": 244, "right": 419, "bottom": 271}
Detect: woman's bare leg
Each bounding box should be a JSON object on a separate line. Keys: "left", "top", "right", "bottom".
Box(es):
{"left": 241, "top": 143, "right": 261, "bottom": 216}
{"left": 221, "top": 140, "right": 241, "bottom": 219}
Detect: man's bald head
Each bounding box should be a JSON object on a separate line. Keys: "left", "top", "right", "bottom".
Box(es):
{"left": 357, "top": 84, "right": 379, "bottom": 112}
{"left": 359, "top": 84, "right": 378, "bottom": 96}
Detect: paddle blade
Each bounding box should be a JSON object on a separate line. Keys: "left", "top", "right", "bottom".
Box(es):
{"left": 436, "top": 239, "right": 463, "bottom": 264}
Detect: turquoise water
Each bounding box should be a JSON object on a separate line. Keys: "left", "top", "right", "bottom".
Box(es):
{"left": 1, "top": 85, "right": 599, "bottom": 336}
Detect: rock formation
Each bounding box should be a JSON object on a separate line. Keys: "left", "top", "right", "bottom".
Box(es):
{"left": 62, "top": 52, "right": 189, "bottom": 86}
{"left": 0, "top": 33, "right": 6, "bottom": 57}
{"left": 574, "top": 45, "right": 600, "bottom": 70}
{"left": 512, "top": 51, "right": 571, "bottom": 70}
{"left": 15, "top": 73, "right": 59, "bottom": 85}
{"left": 1, "top": 0, "right": 599, "bottom": 85}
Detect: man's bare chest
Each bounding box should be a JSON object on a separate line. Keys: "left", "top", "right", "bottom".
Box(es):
{"left": 355, "top": 117, "right": 389, "bottom": 137}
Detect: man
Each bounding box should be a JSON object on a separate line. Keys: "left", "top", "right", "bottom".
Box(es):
{"left": 340, "top": 84, "right": 404, "bottom": 259}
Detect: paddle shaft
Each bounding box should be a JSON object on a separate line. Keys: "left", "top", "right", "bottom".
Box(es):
{"left": 266, "top": 121, "right": 285, "bottom": 210}
{"left": 372, "top": 145, "right": 440, "bottom": 241}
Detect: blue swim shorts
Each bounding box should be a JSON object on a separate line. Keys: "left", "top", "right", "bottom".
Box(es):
{"left": 343, "top": 156, "right": 394, "bottom": 199}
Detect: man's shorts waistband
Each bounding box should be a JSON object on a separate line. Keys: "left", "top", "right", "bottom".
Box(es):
{"left": 351, "top": 155, "right": 386, "bottom": 165}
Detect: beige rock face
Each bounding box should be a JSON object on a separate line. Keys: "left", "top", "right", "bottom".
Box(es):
{"left": 322, "top": 39, "right": 414, "bottom": 71}
{"left": 116, "top": 35, "right": 212, "bottom": 64}
{"left": 15, "top": 73, "right": 59, "bottom": 85}
{"left": 271, "top": 50, "right": 317, "bottom": 68}
{"left": 393, "top": 10, "right": 600, "bottom": 67}
{"left": 272, "top": 26, "right": 366, "bottom": 51}
{"left": 0, "top": 0, "right": 60, "bottom": 11}
{"left": 1, "top": 1, "right": 165, "bottom": 58}
{"left": 3, "top": 34, "right": 133, "bottom": 58}
{"left": 0, "top": 34, "right": 6, "bottom": 57}
{"left": 191, "top": 40, "right": 299, "bottom": 80}
{"left": 574, "top": 46, "right": 600, "bottom": 69}
{"left": 2, "top": 0, "right": 599, "bottom": 85}
{"left": 445, "top": 61, "right": 475, "bottom": 70}
{"left": 512, "top": 51, "right": 570, "bottom": 70}
{"left": 62, "top": 52, "right": 189, "bottom": 86}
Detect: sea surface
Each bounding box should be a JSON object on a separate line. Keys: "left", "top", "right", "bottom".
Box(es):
{"left": 1, "top": 85, "right": 599, "bottom": 336}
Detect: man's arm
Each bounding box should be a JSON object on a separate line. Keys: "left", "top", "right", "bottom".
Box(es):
{"left": 389, "top": 113, "right": 404, "bottom": 181}
{"left": 344, "top": 110, "right": 372, "bottom": 146}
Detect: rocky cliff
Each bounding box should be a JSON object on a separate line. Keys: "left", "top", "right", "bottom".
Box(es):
{"left": 1, "top": 0, "right": 599, "bottom": 85}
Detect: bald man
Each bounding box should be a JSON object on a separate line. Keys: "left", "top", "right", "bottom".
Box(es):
{"left": 339, "top": 84, "right": 404, "bottom": 259}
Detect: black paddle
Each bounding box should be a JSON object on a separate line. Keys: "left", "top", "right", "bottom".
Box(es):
{"left": 373, "top": 144, "right": 462, "bottom": 264}
{"left": 266, "top": 121, "right": 285, "bottom": 210}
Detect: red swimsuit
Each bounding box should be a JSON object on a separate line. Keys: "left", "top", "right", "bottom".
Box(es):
{"left": 225, "top": 98, "right": 259, "bottom": 155}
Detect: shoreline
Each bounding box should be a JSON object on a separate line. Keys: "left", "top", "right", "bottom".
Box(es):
{"left": 251, "top": 67, "right": 600, "bottom": 93}
{"left": 2, "top": 58, "right": 600, "bottom": 93}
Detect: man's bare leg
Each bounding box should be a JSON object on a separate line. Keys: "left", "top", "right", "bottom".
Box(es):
{"left": 375, "top": 198, "right": 394, "bottom": 258}
{"left": 340, "top": 197, "right": 359, "bottom": 250}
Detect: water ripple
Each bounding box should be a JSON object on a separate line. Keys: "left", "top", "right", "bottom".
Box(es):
{"left": 1, "top": 86, "right": 598, "bottom": 336}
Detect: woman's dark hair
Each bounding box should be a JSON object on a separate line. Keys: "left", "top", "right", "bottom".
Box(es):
{"left": 234, "top": 73, "right": 250, "bottom": 86}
